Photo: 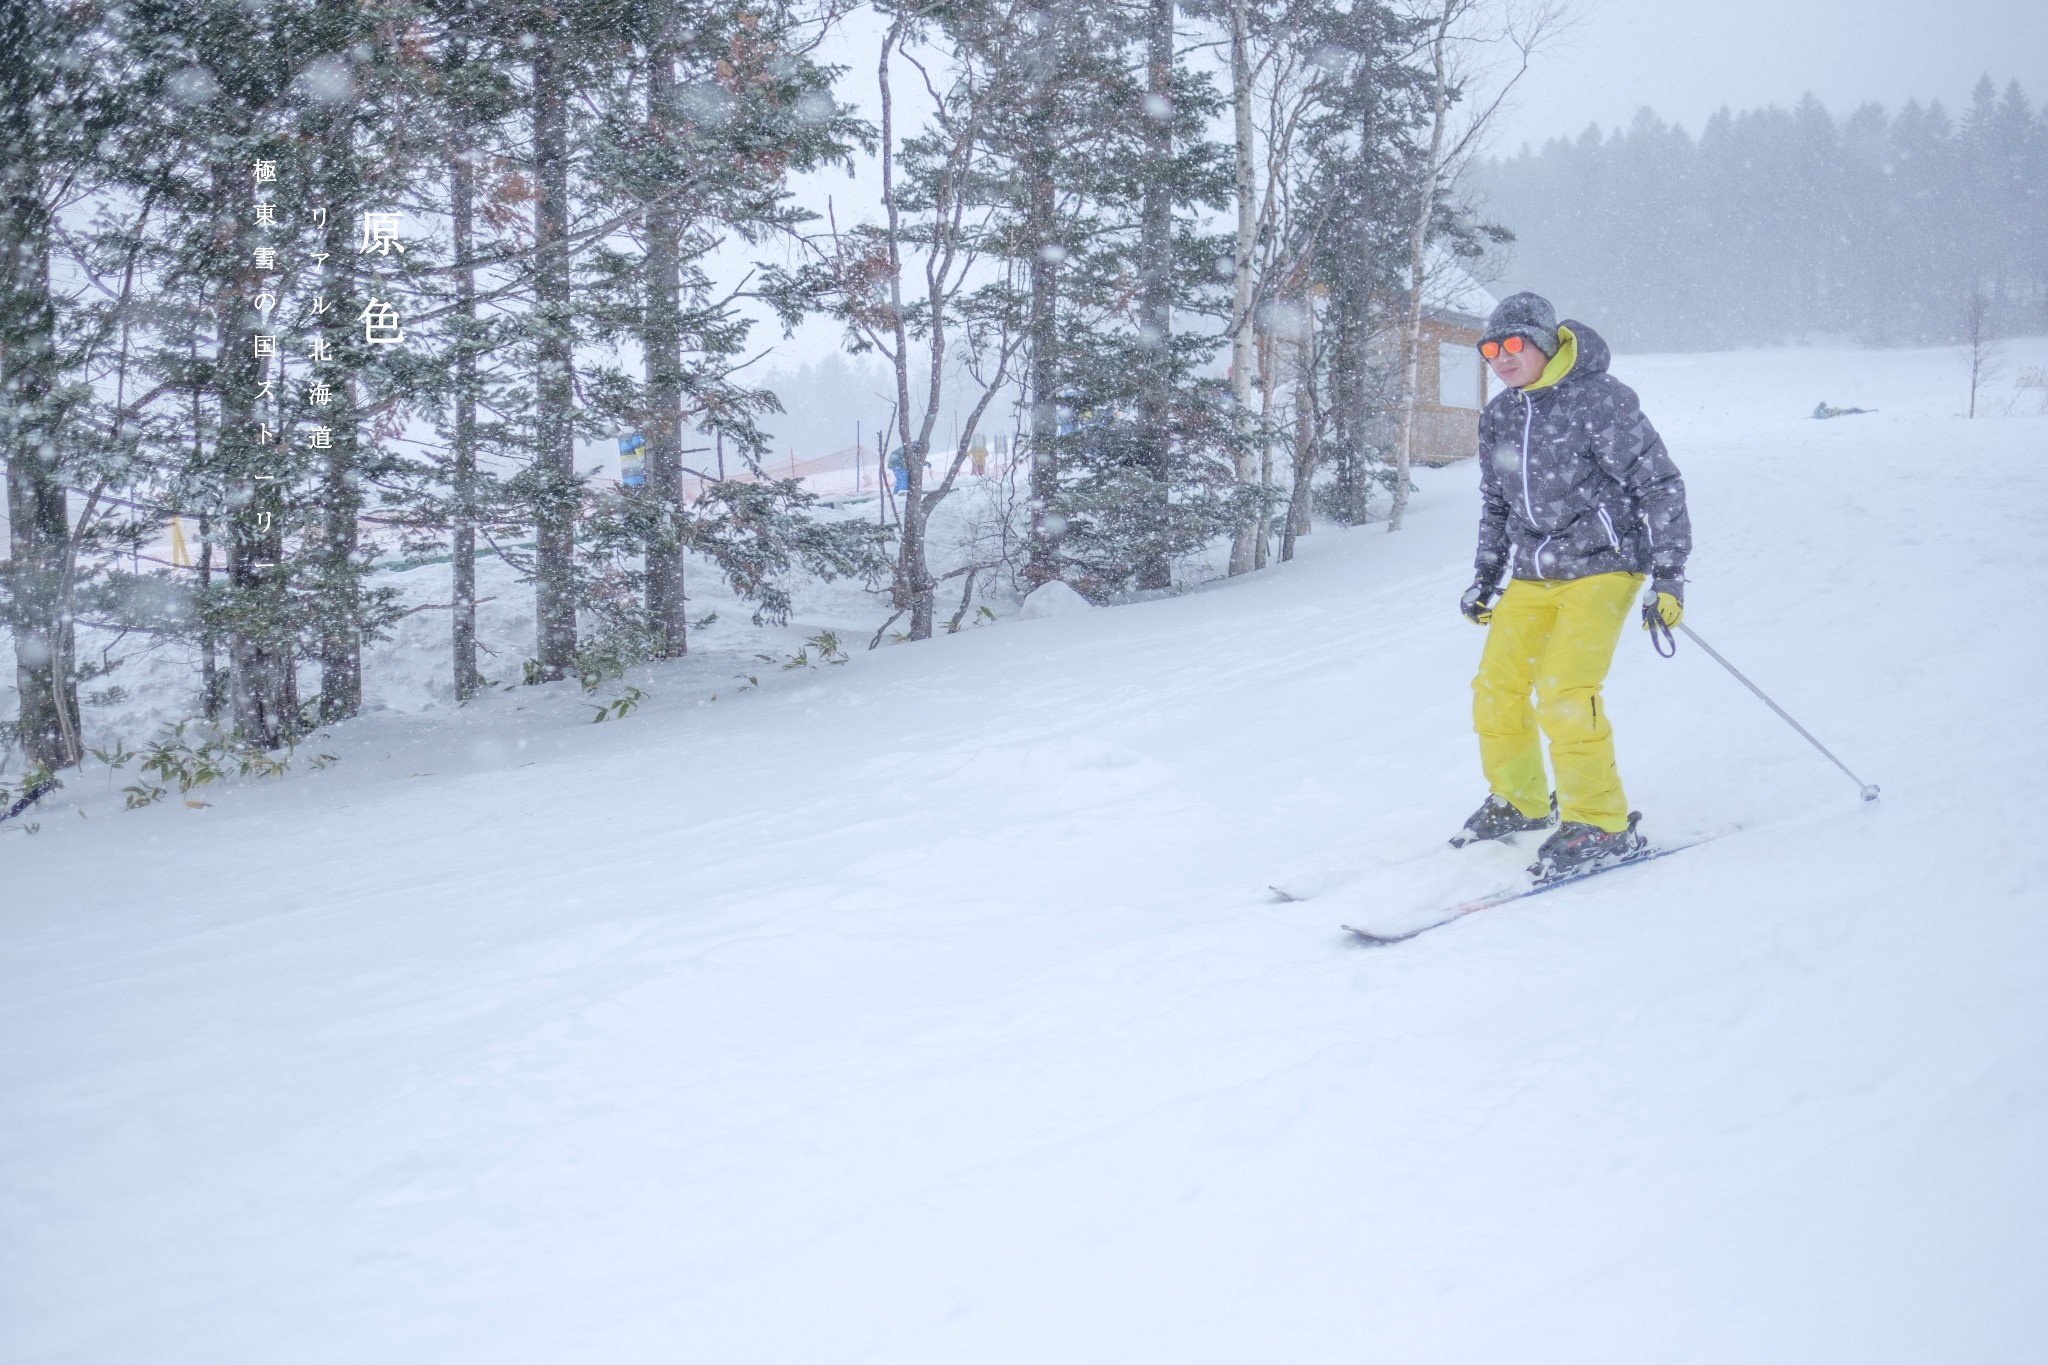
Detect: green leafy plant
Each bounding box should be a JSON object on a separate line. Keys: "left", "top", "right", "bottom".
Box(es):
{"left": 87, "top": 739, "right": 135, "bottom": 771}
{"left": 590, "top": 685, "right": 646, "bottom": 723}
{"left": 119, "top": 722, "right": 334, "bottom": 808}
{"left": 573, "top": 647, "right": 630, "bottom": 693}
{"left": 523, "top": 647, "right": 637, "bottom": 693}
{"left": 237, "top": 748, "right": 290, "bottom": 780}
{"left": 781, "top": 630, "right": 849, "bottom": 670}
{"left": 947, "top": 605, "right": 998, "bottom": 634}
{"left": 3, "top": 762, "right": 63, "bottom": 818}
{"left": 139, "top": 723, "right": 232, "bottom": 794}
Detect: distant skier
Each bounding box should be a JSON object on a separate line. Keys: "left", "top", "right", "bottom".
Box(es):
{"left": 1454, "top": 291, "right": 1692, "bottom": 879}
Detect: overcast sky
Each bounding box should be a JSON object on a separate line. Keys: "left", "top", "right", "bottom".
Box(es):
{"left": 1492, "top": 0, "right": 2048, "bottom": 151}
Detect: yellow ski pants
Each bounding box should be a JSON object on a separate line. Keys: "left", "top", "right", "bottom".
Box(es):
{"left": 1472, "top": 571, "right": 1644, "bottom": 833}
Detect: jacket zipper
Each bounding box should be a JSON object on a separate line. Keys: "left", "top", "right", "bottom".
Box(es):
{"left": 1519, "top": 392, "right": 1537, "bottom": 525}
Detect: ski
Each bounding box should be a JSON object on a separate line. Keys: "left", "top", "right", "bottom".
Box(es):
{"left": 0, "top": 779, "right": 57, "bottom": 826}
{"left": 1340, "top": 834, "right": 1723, "bottom": 945}
{"left": 1269, "top": 825, "right": 1552, "bottom": 905}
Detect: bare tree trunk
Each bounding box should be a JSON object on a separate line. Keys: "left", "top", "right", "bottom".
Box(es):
{"left": 1962, "top": 291, "right": 2000, "bottom": 418}
{"left": 0, "top": 176, "right": 80, "bottom": 770}
{"left": 1022, "top": 11, "right": 1063, "bottom": 591}
{"left": 1254, "top": 330, "right": 1275, "bottom": 567}
{"left": 873, "top": 21, "right": 959, "bottom": 641}
{"left": 854, "top": 18, "right": 1022, "bottom": 637}
{"left": 1282, "top": 309, "right": 1317, "bottom": 561}
{"left": 198, "top": 513, "right": 220, "bottom": 719}
{"left": 1325, "top": 303, "right": 1362, "bottom": 522}
{"left": 642, "top": 28, "right": 687, "bottom": 657}
{"left": 449, "top": 117, "right": 484, "bottom": 698}
{"left": 874, "top": 25, "right": 928, "bottom": 637}
{"left": 1226, "top": 0, "right": 1259, "bottom": 575}
{"left": 185, "top": 333, "right": 223, "bottom": 719}
{"left": 316, "top": 407, "right": 363, "bottom": 720}
{"left": 315, "top": 141, "right": 361, "bottom": 721}
{"left": 1023, "top": 173, "right": 1061, "bottom": 590}
{"left": 1133, "top": 0, "right": 1175, "bottom": 590}
{"left": 530, "top": 29, "right": 578, "bottom": 679}
{"left": 218, "top": 159, "right": 292, "bottom": 746}
{"left": 1389, "top": 1, "right": 1453, "bottom": 534}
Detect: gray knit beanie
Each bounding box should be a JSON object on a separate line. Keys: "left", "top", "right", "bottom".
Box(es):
{"left": 1481, "top": 291, "right": 1560, "bottom": 357}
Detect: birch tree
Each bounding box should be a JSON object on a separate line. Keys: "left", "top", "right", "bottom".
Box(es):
{"left": 1224, "top": 0, "right": 1260, "bottom": 575}
{"left": 1387, "top": 0, "right": 1558, "bottom": 532}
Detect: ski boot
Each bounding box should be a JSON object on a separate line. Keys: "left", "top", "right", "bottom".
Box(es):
{"left": 1450, "top": 793, "right": 1557, "bottom": 848}
{"left": 1528, "top": 811, "right": 1647, "bottom": 883}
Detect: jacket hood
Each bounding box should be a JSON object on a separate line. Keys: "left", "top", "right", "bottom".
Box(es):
{"left": 1517, "top": 320, "right": 1612, "bottom": 393}
{"left": 1548, "top": 321, "right": 1613, "bottom": 378}
{"left": 1563, "top": 320, "right": 1611, "bottom": 375}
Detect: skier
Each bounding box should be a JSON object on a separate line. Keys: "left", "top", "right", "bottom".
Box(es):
{"left": 1453, "top": 291, "right": 1692, "bottom": 880}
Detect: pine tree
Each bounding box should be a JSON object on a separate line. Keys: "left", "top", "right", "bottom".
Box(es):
{"left": 1132, "top": 0, "right": 1177, "bottom": 591}
{"left": 577, "top": 0, "right": 866, "bottom": 659}
{"left": 525, "top": 2, "right": 584, "bottom": 680}
{"left": 0, "top": 0, "right": 126, "bottom": 769}
{"left": 995, "top": 1, "right": 1240, "bottom": 598}
{"left": 116, "top": 0, "right": 320, "bottom": 745}
{"left": 1291, "top": 0, "right": 1432, "bottom": 527}
{"left": 429, "top": 26, "right": 517, "bottom": 700}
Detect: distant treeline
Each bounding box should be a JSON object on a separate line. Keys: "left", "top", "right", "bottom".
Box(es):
{"left": 1471, "top": 79, "right": 2047, "bottom": 351}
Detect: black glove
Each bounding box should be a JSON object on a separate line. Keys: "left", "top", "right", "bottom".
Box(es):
{"left": 1461, "top": 579, "right": 1496, "bottom": 626}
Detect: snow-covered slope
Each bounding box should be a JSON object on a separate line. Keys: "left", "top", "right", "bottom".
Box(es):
{"left": 4, "top": 342, "right": 2046, "bottom": 1363}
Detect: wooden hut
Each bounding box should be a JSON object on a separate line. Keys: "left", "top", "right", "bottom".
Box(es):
{"left": 1407, "top": 258, "right": 1498, "bottom": 466}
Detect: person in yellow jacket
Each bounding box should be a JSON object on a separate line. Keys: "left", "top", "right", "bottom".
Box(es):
{"left": 1453, "top": 292, "right": 1692, "bottom": 880}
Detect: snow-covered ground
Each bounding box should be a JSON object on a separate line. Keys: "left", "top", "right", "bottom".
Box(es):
{"left": 4, "top": 341, "right": 2046, "bottom": 1363}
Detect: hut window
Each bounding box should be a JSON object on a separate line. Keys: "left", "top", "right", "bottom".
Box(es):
{"left": 1438, "top": 340, "right": 1482, "bottom": 409}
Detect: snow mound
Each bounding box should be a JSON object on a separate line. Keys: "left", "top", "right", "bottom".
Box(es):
{"left": 1018, "top": 579, "right": 1094, "bottom": 619}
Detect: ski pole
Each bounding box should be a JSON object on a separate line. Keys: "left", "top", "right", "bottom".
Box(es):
{"left": 1670, "top": 621, "right": 1880, "bottom": 802}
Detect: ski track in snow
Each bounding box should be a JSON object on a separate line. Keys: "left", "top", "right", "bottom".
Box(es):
{"left": 4, "top": 341, "right": 2048, "bottom": 1363}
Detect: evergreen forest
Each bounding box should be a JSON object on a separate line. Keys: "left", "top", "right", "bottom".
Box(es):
{"left": 4, "top": 0, "right": 2036, "bottom": 792}
{"left": 1471, "top": 79, "right": 2048, "bottom": 351}
{"left": 4, "top": 0, "right": 1496, "bottom": 784}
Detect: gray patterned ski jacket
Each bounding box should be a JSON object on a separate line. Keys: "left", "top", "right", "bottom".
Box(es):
{"left": 1473, "top": 321, "right": 1691, "bottom": 587}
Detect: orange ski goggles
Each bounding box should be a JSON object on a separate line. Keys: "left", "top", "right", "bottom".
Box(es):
{"left": 1478, "top": 335, "right": 1527, "bottom": 359}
